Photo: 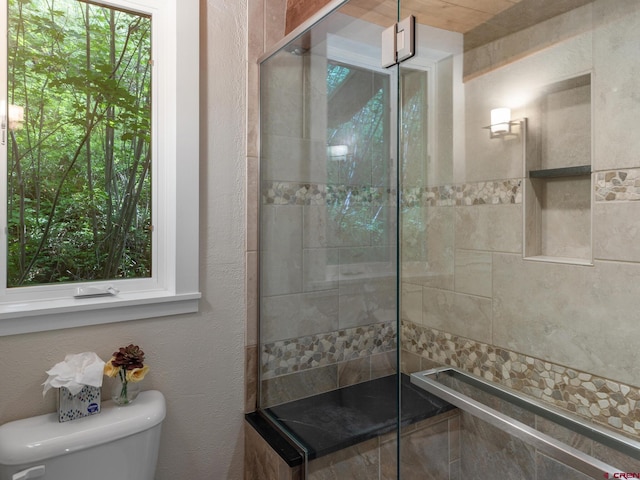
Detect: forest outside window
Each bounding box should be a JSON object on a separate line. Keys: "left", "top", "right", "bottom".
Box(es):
{"left": 0, "top": 0, "right": 200, "bottom": 334}
{"left": 7, "top": 0, "right": 152, "bottom": 287}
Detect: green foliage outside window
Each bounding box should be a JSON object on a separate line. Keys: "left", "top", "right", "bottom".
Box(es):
{"left": 7, "top": 0, "right": 152, "bottom": 286}
{"left": 326, "top": 62, "right": 390, "bottom": 251}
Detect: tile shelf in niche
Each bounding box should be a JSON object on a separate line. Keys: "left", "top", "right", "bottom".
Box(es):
{"left": 524, "top": 255, "right": 593, "bottom": 267}
{"left": 529, "top": 165, "right": 591, "bottom": 178}
{"left": 524, "top": 73, "right": 592, "bottom": 265}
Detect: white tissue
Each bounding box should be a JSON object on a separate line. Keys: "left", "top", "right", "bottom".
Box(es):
{"left": 42, "top": 352, "right": 105, "bottom": 396}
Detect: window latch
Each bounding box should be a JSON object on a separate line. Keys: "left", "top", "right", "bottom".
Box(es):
{"left": 74, "top": 286, "right": 119, "bottom": 298}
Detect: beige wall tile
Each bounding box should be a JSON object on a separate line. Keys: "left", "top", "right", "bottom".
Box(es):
{"left": 247, "top": 61, "right": 260, "bottom": 158}
{"left": 304, "top": 205, "right": 372, "bottom": 249}
{"left": 493, "top": 253, "right": 640, "bottom": 387}
{"left": 261, "top": 53, "right": 304, "bottom": 137}
{"left": 303, "top": 248, "right": 339, "bottom": 292}
{"left": 463, "top": 2, "right": 593, "bottom": 81}
{"left": 261, "top": 364, "right": 338, "bottom": 406}
{"left": 592, "top": 442, "right": 640, "bottom": 473}
{"left": 245, "top": 345, "right": 258, "bottom": 413}
{"left": 422, "top": 287, "right": 492, "bottom": 344}
{"left": 309, "top": 438, "right": 379, "bottom": 480}
{"left": 370, "top": 351, "right": 397, "bottom": 379}
{"left": 535, "top": 416, "right": 592, "bottom": 455}
{"left": 305, "top": 52, "right": 329, "bottom": 140}
{"left": 454, "top": 249, "right": 492, "bottom": 297}
{"left": 401, "top": 282, "right": 422, "bottom": 324}
{"left": 455, "top": 204, "right": 523, "bottom": 254}
{"left": 539, "top": 176, "right": 591, "bottom": 260}
{"left": 594, "top": 202, "right": 640, "bottom": 262}
{"left": 261, "top": 135, "right": 328, "bottom": 183}
{"left": 535, "top": 452, "right": 595, "bottom": 480}
{"left": 261, "top": 205, "right": 303, "bottom": 296}
{"left": 261, "top": 290, "right": 339, "bottom": 343}
{"left": 400, "top": 349, "right": 422, "bottom": 374}
{"left": 247, "top": 156, "right": 259, "bottom": 252}
{"left": 246, "top": 250, "right": 259, "bottom": 346}
{"left": 248, "top": 0, "right": 265, "bottom": 59}
{"left": 433, "top": 55, "right": 455, "bottom": 188}
{"left": 460, "top": 411, "right": 536, "bottom": 479}
{"left": 449, "top": 415, "right": 461, "bottom": 462}
{"left": 338, "top": 357, "right": 370, "bottom": 387}
{"left": 338, "top": 277, "right": 395, "bottom": 329}
{"left": 461, "top": 6, "right": 592, "bottom": 182}
{"left": 593, "top": 0, "right": 640, "bottom": 171}
{"left": 462, "top": 110, "right": 524, "bottom": 184}
{"left": 403, "top": 205, "right": 455, "bottom": 289}
{"left": 541, "top": 83, "right": 591, "bottom": 170}
{"left": 265, "top": 0, "right": 287, "bottom": 51}
{"left": 244, "top": 421, "right": 280, "bottom": 480}
{"left": 384, "top": 418, "right": 451, "bottom": 480}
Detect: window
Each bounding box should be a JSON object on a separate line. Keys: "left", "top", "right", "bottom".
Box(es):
{"left": 0, "top": 0, "right": 200, "bottom": 335}
{"left": 7, "top": 0, "right": 152, "bottom": 287}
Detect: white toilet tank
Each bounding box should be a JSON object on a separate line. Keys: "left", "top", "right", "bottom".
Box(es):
{"left": 0, "top": 390, "right": 165, "bottom": 480}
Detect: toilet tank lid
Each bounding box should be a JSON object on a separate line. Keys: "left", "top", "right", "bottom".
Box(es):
{"left": 0, "top": 390, "right": 166, "bottom": 466}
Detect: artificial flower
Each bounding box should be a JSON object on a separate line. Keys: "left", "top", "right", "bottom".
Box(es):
{"left": 104, "top": 344, "right": 150, "bottom": 404}
{"left": 126, "top": 365, "right": 150, "bottom": 383}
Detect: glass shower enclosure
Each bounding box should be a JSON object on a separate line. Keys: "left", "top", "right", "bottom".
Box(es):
{"left": 259, "top": 2, "right": 407, "bottom": 476}
{"left": 257, "top": 0, "right": 640, "bottom": 478}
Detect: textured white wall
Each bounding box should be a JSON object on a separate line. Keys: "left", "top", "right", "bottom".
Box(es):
{"left": 0, "top": 0, "right": 247, "bottom": 478}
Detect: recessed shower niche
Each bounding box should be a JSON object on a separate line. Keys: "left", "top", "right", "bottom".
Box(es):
{"left": 524, "top": 74, "right": 592, "bottom": 265}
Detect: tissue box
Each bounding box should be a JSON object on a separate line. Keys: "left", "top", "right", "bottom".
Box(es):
{"left": 57, "top": 385, "right": 101, "bottom": 422}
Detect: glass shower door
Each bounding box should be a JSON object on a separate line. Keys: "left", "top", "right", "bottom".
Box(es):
{"left": 258, "top": 1, "right": 402, "bottom": 477}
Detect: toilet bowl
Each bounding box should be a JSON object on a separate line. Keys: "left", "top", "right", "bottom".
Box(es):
{"left": 0, "top": 390, "right": 165, "bottom": 480}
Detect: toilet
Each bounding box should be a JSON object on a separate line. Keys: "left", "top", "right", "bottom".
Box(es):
{"left": 0, "top": 390, "right": 165, "bottom": 480}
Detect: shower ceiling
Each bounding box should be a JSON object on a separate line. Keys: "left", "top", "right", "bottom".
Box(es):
{"left": 340, "top": 0, "right": 523, "bottom": 33}
{"left": 286, "top": 0, "right": 523, "bottom": 35}
{"left": 286, "top": 0, "right": 595, "bottom": 50}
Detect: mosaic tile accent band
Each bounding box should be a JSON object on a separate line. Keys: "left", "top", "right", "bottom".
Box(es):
{"left": 403, "top": 179, "right": 522, "bottom": 207}
{"left": 262, "top": 179, "right": 522, "bottom": 207}
{"left": 264, "top": 169, "right": 640, "bottom": 207}
{"left": 595, "top": 169, "right": 640, "bottom": 202}
{"left": 262, "top": 182, "right": 392, "bottom": 206}
{"left": 402, "top": 320, "right": 640, "bottom": 439}
{"left": 262, "top": 321, "right": 396, "bottom": 379}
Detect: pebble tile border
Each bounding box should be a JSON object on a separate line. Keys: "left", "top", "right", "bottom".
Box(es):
{"left": 403, "top": 179, "right": 522, "bottom": 207}
{"left": 402, "top": 320, "right": 640, "bottom": 439}
{"left": 263, "top": 179, "right": 522, "bottom": 208}
{"left": 262, "top": 321, "right": 396, "bottom": 379}
{"left": 262, "top": 182, "right": 392, "bottom": 206}
{"left": 595, "top": 169, "right": 640, "bottom": 202}
{"left": 264, "top": 169, "right": 640, "bottom": 206}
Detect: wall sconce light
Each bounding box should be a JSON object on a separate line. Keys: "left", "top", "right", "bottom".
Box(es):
{"left": 327, "top": 144, "right": 348, "bottom": 160}
{"left": 8, "top": 104, "right": 24, "bottom": 131}
{"left": 484, "top": 107, "right": 521, "bottom": 139}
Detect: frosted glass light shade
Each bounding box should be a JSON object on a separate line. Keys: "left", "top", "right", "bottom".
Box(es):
{"left": 490, "top": 107, "right": 511, "bottom": 135}
{"left": 8, "top": 104, "right": 24, "bottom": 130}
{"left": 327, "top": 145, "right": 348, "bottom": 157}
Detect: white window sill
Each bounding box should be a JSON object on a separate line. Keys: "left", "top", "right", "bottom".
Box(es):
{"left": 0, "top": 291, "right": 201, "bottom": 336}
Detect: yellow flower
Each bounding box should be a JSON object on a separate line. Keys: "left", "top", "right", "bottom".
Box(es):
{"left": 104, "top": 357, "right": 120, "bottom": 378}
{"left": 126, "top": 365, "right": 150, "bottom": 383}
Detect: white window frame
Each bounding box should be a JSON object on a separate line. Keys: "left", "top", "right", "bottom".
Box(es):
{"left": 0, "top": 0, "right": 200, "bottom": 336}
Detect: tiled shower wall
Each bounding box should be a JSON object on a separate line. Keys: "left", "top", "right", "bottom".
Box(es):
{"left": 247, "top": 0, "right": 640, "bottom": 451}
{"left": 401, "top": 0, "right": 640, "bottom": 441}
{"left": 258, "top": 39, "right": 398, "bottom": 405}
{"left": 245, "top": 0, "right": 288, "bottom": 414}
{"left": 246, "top": 0, "right": 397, "bottom": 411}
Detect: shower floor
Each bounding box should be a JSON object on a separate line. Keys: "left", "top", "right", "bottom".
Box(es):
{"left": 264, "top": 373, "right": 455, "bottom": 460}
